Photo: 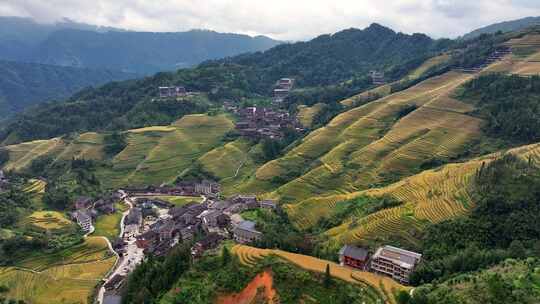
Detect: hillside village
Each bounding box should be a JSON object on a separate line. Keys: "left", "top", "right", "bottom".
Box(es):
{"left": 66, "top": 178, "right": 425, "bottom": 302}
{"left": 2, "top": 10, "right": 540, "bottom": 304}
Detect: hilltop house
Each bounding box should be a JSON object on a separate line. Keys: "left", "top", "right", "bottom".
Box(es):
{"left": 159, "top": 86, "right": 187, "bottom": 98}
{"left": 260, "top": 200, "right": 277, "bottom": 210}
{"left": 233, "top": 220, "right": 262, "bottom": 244}
{"left": 273, "top": 78, "right": 294, "bottom": 103}
{"left": 370, "top": 245, "right": 422, "bottom": 284}
{"left": 339, "top": 245, "right": 369, "bottom": 270}
{"left": 369, "top": 71, "right": 385, "bottom": 85}
{"left": 72, "top": 210, "right": 93, "bottom": 232}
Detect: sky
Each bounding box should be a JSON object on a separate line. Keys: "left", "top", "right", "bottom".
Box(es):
{"left": 1, "top": 0, "right": 540, "bottom": 41}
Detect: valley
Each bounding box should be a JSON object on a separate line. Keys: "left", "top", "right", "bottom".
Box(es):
{"left": 1, "top": 18, "right": 540, "bottom": 304}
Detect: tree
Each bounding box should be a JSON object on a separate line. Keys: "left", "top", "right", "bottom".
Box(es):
{"left": 396, "top": 290, "right": 411, "bottom": 304}
{"left": 221, "top": 246, "right": 231, "bottom": 266}
{"left": 508, "top": 240, "right": 526, "bottom": 259}
{"left": 0, "top": 149, "right": 8, "bottom": 167}
{"left": 324, "top": 264, "right": 332, "bottom": 288}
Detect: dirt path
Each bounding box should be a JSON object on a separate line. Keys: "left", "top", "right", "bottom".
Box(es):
{"left": 216, "top": 270, "right": 276, "bottom": 304}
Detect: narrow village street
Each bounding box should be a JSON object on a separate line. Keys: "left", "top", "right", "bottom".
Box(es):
{"left": 97, "top": 192, "right": 145, "bottom": 304}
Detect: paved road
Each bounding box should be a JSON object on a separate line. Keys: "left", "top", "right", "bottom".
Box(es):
{"left": 96, "top": 191, "right": 145, "bottom": 304}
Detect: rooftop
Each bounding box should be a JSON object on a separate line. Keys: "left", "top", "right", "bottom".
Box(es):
{"left": 339, "top": 245, "right": 369, "bottom": 261}
{"left": 236, "top": 220, "right": 260, "bottom": 233}
{"left": 373, "top": 245, "right": 422, "bottom": 269}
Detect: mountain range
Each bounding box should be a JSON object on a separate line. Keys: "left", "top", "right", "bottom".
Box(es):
{"left": 0, "top": 16, "right": 281, "bottom": 119}
{"left": 1, "top": 16, "right": 540, "bottom": 304}
{"left": 0, "top": 23, "right": 448, "bottom": 144}
{"left": 0, "top": 16, "right": 282, "bottom": 74}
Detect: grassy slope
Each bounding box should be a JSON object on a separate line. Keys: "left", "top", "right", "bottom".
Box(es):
{"left": 0, "top": 237, "right": 116, "bottom": 304}
{"left": 93, "top": 203, "right": 128, "bottom": 241}
{"left": 147, "top": 195, "right": 203, "bottom": 206}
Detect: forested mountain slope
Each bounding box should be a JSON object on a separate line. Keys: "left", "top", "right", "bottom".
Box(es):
{"left": 0, "top": 60, "right": 135, "bottom": 118}
{"left": 0, "top": 17, "right": 281, "bottom": 74}
{"left": 462, "top": 16, "right": 540, "bottom": 40}
{"left": 207, "top": 23, "right": 447, "bottom": 87}
{"left": 0, "top": 24, "right": 449, "bottom": 144}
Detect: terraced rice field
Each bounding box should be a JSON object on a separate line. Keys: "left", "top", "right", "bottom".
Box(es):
{"left": 0, "top": 237, "right": 116, "bottom": 304}
{"left": 297, "top": 103, "right": 326, "bottom": 128}
{"left": 198, "top": 138, "right": 262, "bottom": 195}
{"left": 0, "top": 258, "right": 115, "bottom": 304}
{"left": 2, "top": 114, "right": 235, "bottom": 189}
{"left": 297, "top": 142, "right": 540, "bottom": 245}
{"left": 23, "top": 178, "right": 46, "bottom": 194}
{"left": 250, "top": 72, "right": 479, "bottom": 217}
{"left": 16, "top": 237, "right": 112, "bottom": 271}
{"left": 232, "top": 245, "right": 407, "bottom": 304}
{"left": 106, "top": 114, "right": 234, "bottom": 187}
{"left": 4, "top": 138, "right": 64, "bottom": 171}
{"left": 341, "top": 54, "right": 451, "bottom": 107}
{"left": 25, "top": 211, "right": 74, "bottom": 231}
{"left": 484, "top": 34, "right": 540, "bottom": 75}
{"left": 54, "top": 132, "right": 105, "bottom": 161}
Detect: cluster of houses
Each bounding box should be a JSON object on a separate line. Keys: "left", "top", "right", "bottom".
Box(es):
{"left": 70, "top": 194, "right": 120, "bottom": 232}
{"left": 339, "top": 244, "right": 422, "bottom": 284}
{"left": 112, "top": 187, "right": 276, "bottom": 260}
{"left": 232, "top": 106, "right": 304, "bottom": 140}
{"left": 272, "top": 78, "right": 294, "bottom": 103}
{"left": 157, "top": 86, "right": 201, "bottom": 99}
{"left": 454, "top": 46, "right": 512, "bottom": 73}
{"left": 158, "top": 86, "right": 187, "bottom": 98}
{"left": 124, "top": 179, "right": 221, "bottom": 198}
{"left": 369, "top": 70, "right": 386, "bottom": 85}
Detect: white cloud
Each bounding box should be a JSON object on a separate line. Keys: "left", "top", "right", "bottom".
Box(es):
{"left": 1, "top": 0, "right": 540, "bottom": 40}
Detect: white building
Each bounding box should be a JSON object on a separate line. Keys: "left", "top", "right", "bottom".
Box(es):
{"left": 370, "top": 245, "right": 422, "bottom": 284}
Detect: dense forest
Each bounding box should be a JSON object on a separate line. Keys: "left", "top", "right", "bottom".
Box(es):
{"left": 207, "top": 24, "right": 448, "bottom": 87}
{"left": 458, "top": 73, "right": 540, "bottom": 144}
{"left": 0, "top": 60, "right": 135, "bottom": 118}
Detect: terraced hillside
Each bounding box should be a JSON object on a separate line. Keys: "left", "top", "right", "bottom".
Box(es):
{"left": 0, "top": 237, "right": 116, "bottom": 304}
{"left": 297, "top": 103, "right": 326, "bottom": 128}
{"left": 243, "top": 72, "right": 480, "bottom": 206}
{"left": 102, "top": 114, "right": 234, "bottom": 187}
{"left": 197, "top": 138, "right": 263, "bottom": 196}
{"left": 484, "top": 33, "right": 540, "bottom": 75}
{"left": 293, "top": 142, "right": 540, "bottom": 247}
{"left": 233, "top": 244, "right": 408, "bottom": 304}
{"left": 2, "top": 114, "right": 234, "bottom": 188}
{"left": 341, "top": 54, "right": 451, "bottom": 107}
